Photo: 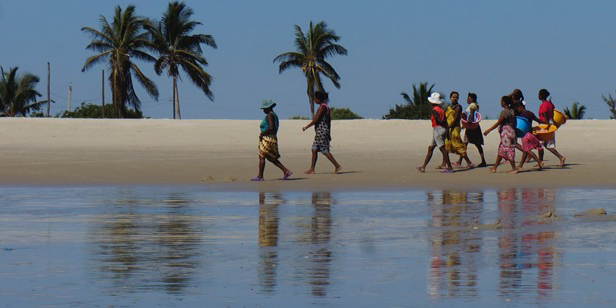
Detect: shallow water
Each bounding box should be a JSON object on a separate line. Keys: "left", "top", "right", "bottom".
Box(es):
{"left": 1, "top": 187, "right": 616, "bottom": 307}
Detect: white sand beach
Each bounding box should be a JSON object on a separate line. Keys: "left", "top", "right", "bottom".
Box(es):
{"left": 0, "top": 118, "right": 613, "bottom": 190}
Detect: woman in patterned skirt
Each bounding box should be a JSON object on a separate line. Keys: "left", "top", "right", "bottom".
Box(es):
{"left": 483, "top": 96, "right": 518, "bottom": 174}
{"left": 302, "top": 91, "right": 342, "bottom": 174}
{"left": 252, "top": 99, "right": 292, "bottom": 181}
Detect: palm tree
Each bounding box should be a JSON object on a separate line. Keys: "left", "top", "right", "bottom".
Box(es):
{"left": 563, "top": 102, "right": 586, "bottom": 119}
{"left": 274, "top": 21, "right": 347, "bottom": 118}
{"left": 146, "top": 1, "right": 217, "bottom": 119}
{"left": 383, "top": 82, "right": 434, "bottom": 119}
{"left": 81, "top": 5, "right": 159, "bottom": 118}
{"left": 0, "top": 67, "right": 50, "bottom": 117}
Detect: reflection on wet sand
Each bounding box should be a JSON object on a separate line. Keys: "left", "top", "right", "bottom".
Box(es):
{"left": 428, "top": 188, "right": 560, "bottom": 301}
{"left": 498, "top": 188, "right": 557, "bottom": 300}
{"left": 257, "top": 192, "right": 335, "bottom": 297}
{"left": 428, "top": 190, "right": 484, "bottom": 299}
{"left": 90, "top": 192, "right": 203, "bottom": 295}
{"left": 258, "top": 192, "right": 283, "bottom": 293}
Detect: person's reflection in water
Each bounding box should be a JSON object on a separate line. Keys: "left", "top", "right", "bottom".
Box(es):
{"left": 93, "top": 193, "right": 202, "bottom": 295}
{"left": 428, "top": 190, "right": 484, "bottom": 299}
{"left": 258, "top": 192, "right": 283, "bottom": 293}
{"left": 498, "top": 188, "right": 558, "bottom": 301}
{"left": 308, "top": 192, "right": 334, "bottom": 297}
{"left": 521, "top": 188, "right": 557, "bottom": 298}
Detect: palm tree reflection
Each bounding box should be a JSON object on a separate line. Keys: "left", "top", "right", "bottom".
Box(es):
{"left": 428, "top": 190, "right": 484, "bottom": 299}
{"left": 93, "top": 193, "right": 202, "bottom": 295}
{"left": 258, "top": 192, "right": 283, "bottom": 293}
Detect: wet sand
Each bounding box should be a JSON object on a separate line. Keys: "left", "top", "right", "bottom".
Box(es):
{"left": 0, "top": 118, "right": 613, "bottom": 189}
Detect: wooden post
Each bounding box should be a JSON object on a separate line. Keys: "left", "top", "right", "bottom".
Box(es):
{"left": 67, "top": 83, "right": 72, "bottom": 112}
{"left": 47, "top": 62, "right": 50, "bottom": 117}
{"left": 102, "top": 69, "right": 105, "bottom": 118}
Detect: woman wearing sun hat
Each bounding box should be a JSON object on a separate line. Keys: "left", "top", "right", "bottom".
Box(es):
{"left": 251, "top": 99, "right": 292, "bottom": 181}
{"left": 417, "top": 92, "right": 453, "bottom": 173}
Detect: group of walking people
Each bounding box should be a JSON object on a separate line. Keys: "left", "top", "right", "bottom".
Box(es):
{"left": 418, "top": 88, "right": 566, "bottom": 174}
{"left": 251, "top": 87, "right": 568, "bottom": 181}
{"left": 252, "top": 91, "right": 341, "bottom": 181}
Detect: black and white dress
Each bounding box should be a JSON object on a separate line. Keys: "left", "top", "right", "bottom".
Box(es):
{"left": 312, "top": 104, "right": 332, "bottom": 153}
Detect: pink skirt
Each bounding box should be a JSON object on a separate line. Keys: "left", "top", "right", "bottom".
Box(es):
{"left": 498, "top": 125, "right": 516, "bottom": 162}
{"left": 521, "top": 132, "right": 543, "bottom": 152}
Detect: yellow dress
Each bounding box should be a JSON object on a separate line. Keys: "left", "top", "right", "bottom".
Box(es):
{"left": 445, "top": 106, "right": 467, "bottom": 156}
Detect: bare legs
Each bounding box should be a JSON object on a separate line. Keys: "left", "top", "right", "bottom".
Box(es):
{"left": 490, "top": 156, "right": 518, "bottom": 174}
{"left": 516, "top": 143, "right": 543, "bottom": 170}
{"left": 305, "top": 149, "right": 342, "bottom": 174}
{"left": 255, "top": 156, "right": 291, "bottom": 179}
{"left": 418, "top": 145, "right": 452, "bottom": 173}
{"left": 538, "top": 146, "right": 566, "bottom": 167}
{"left": 455, "top": 143, "right": 486, "bottom": 167}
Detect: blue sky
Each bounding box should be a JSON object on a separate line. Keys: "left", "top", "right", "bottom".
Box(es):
{"left": 1, "top": 0, "right": 616, "bottom": 119}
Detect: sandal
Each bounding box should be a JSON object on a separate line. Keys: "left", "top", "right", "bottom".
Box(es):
{"left": 282, "top": 171, "right": 293, "bottom": 180}
{"left": 441, "top": 169, "right": 454, "bottom": 174}
{"left": 251, "top": 176, "right": 264, "bottom": 181}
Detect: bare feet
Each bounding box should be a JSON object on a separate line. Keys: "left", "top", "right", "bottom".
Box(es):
{"left": 416, "top": 166, "right": 425, "bottom": 173}
{"left": 436, "top": 165, "right": 446, "bottom": 169}
{"left": 304, "top": 170, "right": 315, "bottom": 174}
{"left": 467, "top": 164, "right": 476, "bottom": 169}
{"left": 559, "top": 156, "right": 566, "bottom": 167}
{"left": 334, "top": 166, "right": 342, "bottom": 174}
{"left": 489, "top": 167, "right": 497, "bottom": 173}
{"left": 508, "top": 169, "right": 519, "bottom": 174}
{"left": 452, "top": 162, "right": 462, "bottom": 167}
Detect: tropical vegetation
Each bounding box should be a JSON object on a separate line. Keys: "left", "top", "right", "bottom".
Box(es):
{"left": 0, "top": 67, "right": 50, "bottom": 117}
{"left": 563, "top": 102, "right": 586, "bottom": 120}
{"left": 274, "top": 21, "right": 347, "bottom": 118}
{"left": 383, "top": 82, "right": 435, "bottom": 119}
{"left": 61, "top": 102, "right": 143, "bottom": 118}
{"left": 145, "top": 1, "right": 217, "bottom": 119}
{"left": 331, "top": 107, "right": 363, "bottom": 120}
{"left": 81, "top": 5, "right": 159, "bottom": 118}
{"left": 602, "top": 93, "right": 616, "bottom": 119}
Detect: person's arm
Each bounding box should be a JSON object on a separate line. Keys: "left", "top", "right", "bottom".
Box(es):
{"left": 302, "top": 105, "right": 325, "bottom": 131}
{"left": 260, "top": 113, "right": 276, "bottom": 137}
{"left": 432, "top": 109, "right": 448, "bottom": 128}
{"left": 453, "top": 105, "right": 462, "bottom": 125}
{"left": 483, "top": 113, "right": 505, "bottom": 136}
{"left": 540, "top": 111, "right": 553, "bottom": 129}
{"left": 532, "top": 113, "right": 545, "bottom": 125}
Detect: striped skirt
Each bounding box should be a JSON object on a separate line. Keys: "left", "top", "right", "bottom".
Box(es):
{"left": 259, "top": 134, "right": 280, "bottom": 160}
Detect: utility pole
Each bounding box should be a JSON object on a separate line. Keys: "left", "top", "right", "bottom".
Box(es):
{"left": 67, "top": 83, "right": 72, "bottom": 112}
{"left": 47, "top": 62, "right": 50, "bottom": 117}
{"left": 102, "top": 69, "right": 105, "bottom": 118}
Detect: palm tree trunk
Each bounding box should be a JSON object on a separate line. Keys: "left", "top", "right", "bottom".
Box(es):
{"left": 307, "top": 78, "right": 315, "bottom": 119}
{"left": 172, "top": 78, "right": 176, "bottom": 119}
{"left": 174, "top": 77, "right": 181, "bottom": 119}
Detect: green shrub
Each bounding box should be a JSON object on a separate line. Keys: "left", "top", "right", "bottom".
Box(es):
{"left": 61, "top": 102, "right": 143, "bottom": 119}
{"left": 330, "top": 107, "right": 363, "bottom": 120}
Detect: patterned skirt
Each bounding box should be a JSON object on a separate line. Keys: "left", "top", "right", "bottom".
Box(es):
{"left": 259, "top": 134, "right": 280, "bottom": 160}
{"left": 498, "top": 125, "right": 516, "bottom": 162}
{"left": 521, "top": 132, "right": 543, "bottom": 152}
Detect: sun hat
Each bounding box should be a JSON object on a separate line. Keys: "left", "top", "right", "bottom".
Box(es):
{"left": 427, "top": 93, "right": 444, "bottom": 105}
{"left": 260, "top": 99, "right": 276, "bottom": 109}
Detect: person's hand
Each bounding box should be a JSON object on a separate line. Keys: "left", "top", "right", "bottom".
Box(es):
{"left": 302, "top": 126, "right": 307, "bottom": 132}
{"left": 483, "top": 129, "right": 490, "bottom": 136}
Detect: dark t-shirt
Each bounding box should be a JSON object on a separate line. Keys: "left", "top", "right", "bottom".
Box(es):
{"left": 500, "top": 109, "right": 516, "bottom": 128}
